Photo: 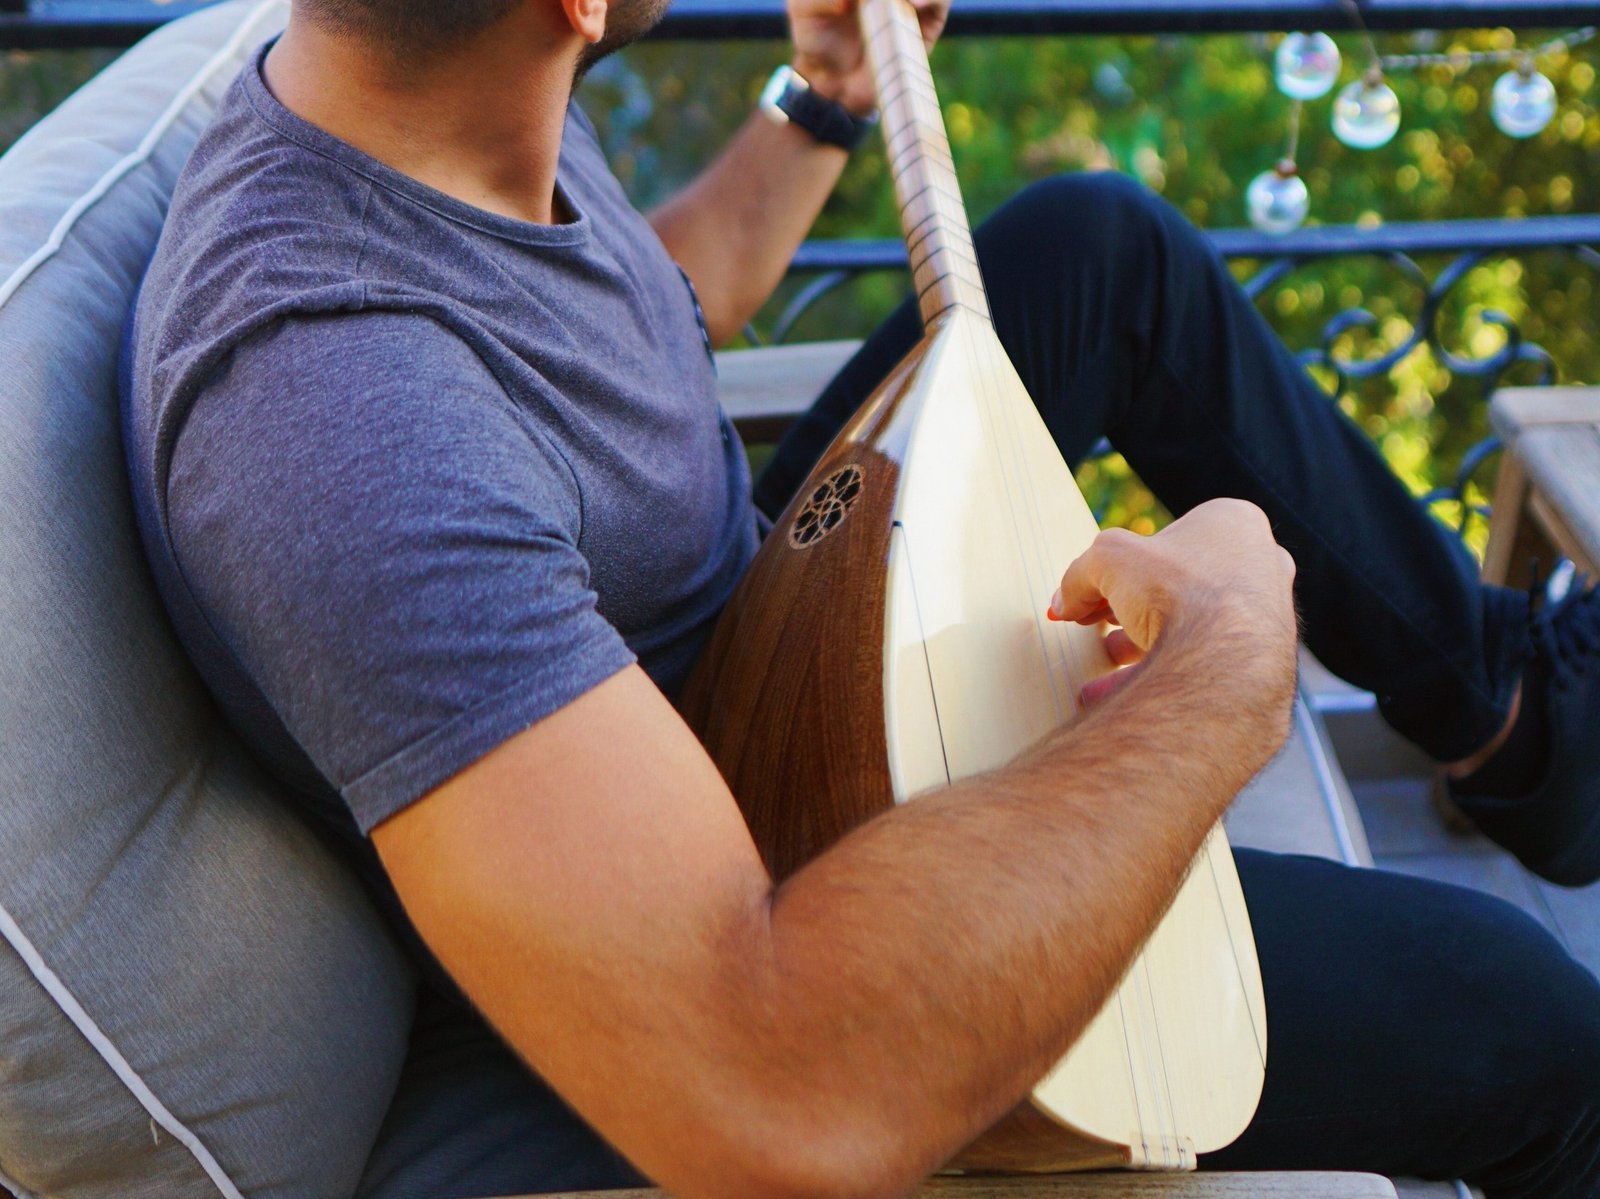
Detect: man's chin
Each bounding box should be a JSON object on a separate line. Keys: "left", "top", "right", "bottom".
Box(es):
{"left": 574, "top": 1, "right": 671, "bottom": 83}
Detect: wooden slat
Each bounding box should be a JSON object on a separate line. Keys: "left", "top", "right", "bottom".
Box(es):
{"left": 1527, "top": 491, "right": 1600, "bottom": 579}
{"left": 1485, "top": 386, "right": 1600, "bottom": 587}
{"left": 1488, "top": 385, "right": 1600, "bottom": 440}
{"left": 525, "top": 1175, "right": 1397, "bottom": 1199}
{"left": 1518, "top": 424, "right": 1600, "bottom": 577}
{"left": 1481, "top": 449, "right": 1530, "bottom": 587}
{"left": 716, "top": 339, "right": 861, "bottom": 441}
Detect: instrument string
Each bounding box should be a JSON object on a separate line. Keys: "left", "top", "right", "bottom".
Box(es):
{"left": 949, "top": 190, "right": 1177, "bottom": 1154}
{"left": 878, "top": 10, "right": 1169, "bottom": 1135}
{"left": 937, "top": 271, "right": 1148, "bottom": 1150}
{"left": 1207, "top": 841, "right": 1268, "bottom": 1066}
{"left": 974, "top": 318, "right": 1166, "bottom": 1159}
{"left": 878, "top": 36, "right": 1169, "bottom": 1149}
{"left": 877, "top": 0, "right": 1245, "bottom": 1160}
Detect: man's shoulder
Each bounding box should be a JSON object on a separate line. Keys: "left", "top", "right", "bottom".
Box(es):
{"left": 127, "top": 63, "right": 404, "bottom": 503}
{"left": 140, "top": 68, "right": 373, "bottom": 365}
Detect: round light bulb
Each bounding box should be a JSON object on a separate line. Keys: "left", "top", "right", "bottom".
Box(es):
{"left": 1332, "top": 72, "right": 1401, "bottom": 149}
{"left": 1491, "top": 62, "right": 1556, "bottom": 138}
{"left": 1275, "top": 32, "right": 1342, "bottom": 101}
{"left": 1246, "top": 161, "right": 1310, "bottom": 234}
{"left": 1092, "top": 61, "right": 1136, "bottom": 107}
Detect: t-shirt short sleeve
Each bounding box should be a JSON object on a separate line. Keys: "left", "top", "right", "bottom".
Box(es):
{"left": 165, "top": 311, "right": 637, "bottom": 833}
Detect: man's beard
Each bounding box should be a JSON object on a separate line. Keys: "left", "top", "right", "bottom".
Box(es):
{"left": 574, "top": 0, "right": 671, "bottom": 83}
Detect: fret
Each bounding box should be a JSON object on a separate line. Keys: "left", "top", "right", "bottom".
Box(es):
{"left": 860, "top": 0, "right": 991, "bottom": 326}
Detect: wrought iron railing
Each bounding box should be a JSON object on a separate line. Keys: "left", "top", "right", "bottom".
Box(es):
{"left": 5, "top": 0, "right": 1595, "bottom": 534}
{"left": 5, "top": 0, "right": 1600, "bottom": 47}
{"left": 778, "top": 215, "right": 1600, "bottom": 529}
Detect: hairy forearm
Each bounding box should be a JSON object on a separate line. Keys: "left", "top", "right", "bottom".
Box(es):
{"left": 649, "top": 109, "right": 849, "bottom": 346}
{"left": 728, "top": 612, "right": 1295, "bottom": 1191}
{"left": 377, "top": 518, "right": 1298, "bottom": 1199}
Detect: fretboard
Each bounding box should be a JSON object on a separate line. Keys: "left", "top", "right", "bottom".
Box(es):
{"left": 860, "top": 0, "right": 991, "bottom": 328}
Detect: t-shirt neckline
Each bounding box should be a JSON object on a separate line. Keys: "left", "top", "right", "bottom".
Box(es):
{"left": 241, "top": 40, "right": 592, "bottom": 248}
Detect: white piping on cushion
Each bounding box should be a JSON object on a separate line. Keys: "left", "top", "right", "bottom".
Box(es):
{"left": 0, "top": 902, "right": 245, "bottom": 1199}
{"left": 0, "top": 0, "right": 286, "bottom": 309}
{"left": 0, "top": 6, "right": 285, "bottom": 1195}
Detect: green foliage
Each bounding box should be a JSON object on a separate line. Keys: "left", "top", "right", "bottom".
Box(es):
{"left": 6, "top": 28, "right": 1595, "bottom": 549}
{"left": 581, "top": 29, "right": 1598, "bottom": 550}
{"left": 0, "top": 48, "right": 112, "bottom": 152}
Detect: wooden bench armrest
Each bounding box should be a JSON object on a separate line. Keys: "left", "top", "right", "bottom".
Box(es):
{"left": 1484, "top": 386, "right": 1600, "bottom": 585}
{"left": 516, "top": 1174, "right": 1398, "bottom": 1199}
{"left": 716, "top": 339, "right": 863, "bottom": 441}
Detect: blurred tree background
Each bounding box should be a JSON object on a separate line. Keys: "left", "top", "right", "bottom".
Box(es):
{"left": 4, "top": 23, "right": 1595, "bottom": 545}
{"left": 580, "top": 26, "right": 1598, "bottom": 545}
{"left": 0, "top": 49, "right": 110, "bottom": 151}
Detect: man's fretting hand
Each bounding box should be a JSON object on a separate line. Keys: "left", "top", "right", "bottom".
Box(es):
{"left": 1049, "top": 498, "right": 1300, "bottom": 717}
{"left": 788, "top": 0, "right": 951, "bottom": 116}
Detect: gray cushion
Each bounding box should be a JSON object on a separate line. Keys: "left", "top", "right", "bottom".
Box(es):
{"left": 0, "top": 3, "right": 416, "bottom": 1195}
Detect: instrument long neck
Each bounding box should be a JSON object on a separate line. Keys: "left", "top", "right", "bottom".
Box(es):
{"left": 859, "top": 0, "right": 991, "bottom": 329}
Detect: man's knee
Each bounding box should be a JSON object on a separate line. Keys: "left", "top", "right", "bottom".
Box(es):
{"left": 982, "top": 173, "right": 1182, "bottom": 263}
{"left": 1489, "top": 936, "right": 1600, "bottom": 1194}
{"left": 1399, "top": 881, "right": 1600, "bottom": 1188}
{"left": 1513, "top": 937, "right": 1600, "bottom": 1115}
{"left": 974, "top": 172, "right": 1212, "bottom": 325}
{"left": 1232, "top": 853, "right": 1600, "bottom": 1191}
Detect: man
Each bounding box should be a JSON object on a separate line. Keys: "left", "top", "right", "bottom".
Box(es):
{"left": 123, "top": 0, "right": 1600, "bottom": 1195}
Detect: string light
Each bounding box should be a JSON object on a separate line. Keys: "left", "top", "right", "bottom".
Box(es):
{"left": 1491, "top": 57, "right": 1558, "bottom": 137}
{"left": 1275, "top": 32, "right": 1342, "bottom": 100}
{"left": 1247, "top": 18, "right": 1596, "bottom": 233}
{"left": 1331, "top": 67, "right": 1401, "bottom": 149}
{"left": 1246, "top": 99, "right": 1311, "bottom": 233}
{"left": 1246, "top": 159, "right": 1311, "bottom": 233}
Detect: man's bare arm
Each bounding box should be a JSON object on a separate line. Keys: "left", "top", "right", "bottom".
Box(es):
{"left": 648, "top": 0, "right": 949, "bottom": 346}
{"left": 372, "top": 500, "right": 1298, "bottom": 1199}
{"left": 648, "top": 113, "right": 851, "bottom": 347}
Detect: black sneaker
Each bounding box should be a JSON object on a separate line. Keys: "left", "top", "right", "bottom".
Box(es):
{"left": 1447, "top": 574, "right": 1600, "bottom": 887}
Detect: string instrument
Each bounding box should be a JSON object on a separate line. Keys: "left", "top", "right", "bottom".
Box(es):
{"left": 680, "top": 0, "right": 1266, "bottom": 1172}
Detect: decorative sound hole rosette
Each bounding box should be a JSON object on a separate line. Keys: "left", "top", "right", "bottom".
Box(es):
{"left": 788, "top": 465, "right": 865, "bottom": 549}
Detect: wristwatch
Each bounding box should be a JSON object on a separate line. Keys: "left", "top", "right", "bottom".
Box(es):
{"left": 759, "top": 64, "right": 877, "bottom": 152}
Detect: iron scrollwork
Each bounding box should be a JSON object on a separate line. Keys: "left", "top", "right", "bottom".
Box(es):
{"left": 759, "top": 229, "right": 1600, "bottom": 542}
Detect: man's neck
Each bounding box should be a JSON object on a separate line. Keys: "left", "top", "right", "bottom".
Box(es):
{"left": 263, "top": 14, "right": 579, "bottom": 225}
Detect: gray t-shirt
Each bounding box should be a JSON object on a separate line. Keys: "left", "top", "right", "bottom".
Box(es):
{"left": 123, "top": 44, "right": 763, "bottom": 845}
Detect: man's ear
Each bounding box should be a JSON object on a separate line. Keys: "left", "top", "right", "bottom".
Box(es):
{"left": 557, "top": 0, "right": 608, "bottom": 44}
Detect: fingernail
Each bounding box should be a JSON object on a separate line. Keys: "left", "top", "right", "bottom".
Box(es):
{"left": 1047, "top": 588, "right": 1063, "bottom": 620}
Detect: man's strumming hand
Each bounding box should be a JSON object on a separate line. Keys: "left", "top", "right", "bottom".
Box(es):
{"left": 372, "top": 511, "right": 1301, "bottom": 1199}
{"left": 788, "top": 0, "right": 951, "bottom": 116}
{"left": 1049, "top": 498, "right": 1300, "bottom": 723}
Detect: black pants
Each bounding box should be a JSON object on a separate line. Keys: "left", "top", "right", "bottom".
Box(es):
{"left": 754, "top": 174, "right": 1600, "bottom": 1197}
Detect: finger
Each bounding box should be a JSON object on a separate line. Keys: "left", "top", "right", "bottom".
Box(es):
{"left": 1080, "top": 661, "right": 1145, "bottom": 709}
{"left": 912, "top": 0, "right": 950, "bottom": 45}
{"left": 1051, "top": 529, "right": 1138, "bottom": 625}
{"left": 1048, "top": 596, "right": 1111, "bottom": 625}
{"left": 1049, "top": 543, "right": 1112, "bottom": 625}
{"left": 1102, "top": 627, "right": 1144, "bottom": 667}
{"left": 790, "top": 0, "right": 850, "bottom": 18}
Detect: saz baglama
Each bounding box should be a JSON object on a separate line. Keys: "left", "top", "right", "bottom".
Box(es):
{"left": 681, "top": 0, "right": 1266, "bottom": 1172}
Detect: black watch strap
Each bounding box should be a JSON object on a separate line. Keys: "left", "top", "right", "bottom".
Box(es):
{"left": 760, "top": 65, "right": 877, "bottom": 152}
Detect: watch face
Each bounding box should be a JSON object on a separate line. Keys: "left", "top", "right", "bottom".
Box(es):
{"left": 757, "top": 63, "right": 872, "bottom": 150}
{"left": 760, "top": 65, "right": 800, "bottom": 121}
